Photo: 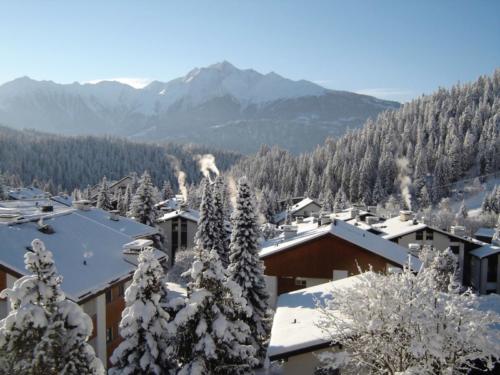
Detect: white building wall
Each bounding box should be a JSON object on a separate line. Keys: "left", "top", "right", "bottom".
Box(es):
{"left": 95, "top": 293, "right": 107, "bottom": 367}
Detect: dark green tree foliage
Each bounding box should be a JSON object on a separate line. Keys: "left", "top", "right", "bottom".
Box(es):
{"left": 194, "top": 179, "right": 216, "bottom": 253}
{"left": 129, "top": 171, "right": 157, "bottom": 226}
{"left": 213, "top": 176, "right": 230, "bottom": 267}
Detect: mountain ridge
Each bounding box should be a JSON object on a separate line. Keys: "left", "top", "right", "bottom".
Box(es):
{"left": 0, "top": 62, "right": 400, "bottom": 153}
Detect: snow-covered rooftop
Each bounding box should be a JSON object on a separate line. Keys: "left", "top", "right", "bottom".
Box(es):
{"left": 260, "top": 218, "right": 421, "bottom": 270}
{"left": 157, "top": 208, "right": 232, "bottom": 232}
{"left": 474, "top": 227, "right": 495, "bottom": 239}
{"left": 0, "top": 200, "right": 163, "bottom": 301}
{"left": 7, "top": 186, "right": 48, "bottom": 200}
{"left": 157, "top": 208, "right": 200, "bottom": 223}
{"left": 470, "top": 244, "right": 500, "bottom": 259}
{"left": 268, "top": 275, "right": 363, "bottom": 360}
{"left": 372, "top": 216, "right": 428, "bottom": 240}
{"left": 272, "top": 197, "right": 321, "bottom": 223}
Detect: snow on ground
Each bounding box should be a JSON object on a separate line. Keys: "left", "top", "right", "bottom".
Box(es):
{"left": 449, "top": 176, "right": 500, "bottom": 217}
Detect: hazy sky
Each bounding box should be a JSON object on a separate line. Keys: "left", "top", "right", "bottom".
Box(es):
{"left": 0, "top": 0, "right": 499, "bottom": 102}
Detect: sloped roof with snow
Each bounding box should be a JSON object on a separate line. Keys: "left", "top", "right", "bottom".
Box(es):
{"left": 272, "top": 197, "right": 321, "bottom": 223}
{"left": 470, "top": 244, "right": 500, "bottom": 259}
{"left": 268, "top": 275, "right": 363, "bottom": 360}
{"left": 260, "top": 219, "right": 421, "bottom": 270}
{"left": 372, "top": 216, "right": 428, "bottom": 239}
{"left": 0, "top": 200, "right": 163, "bottom": 301}
{"left": 8, "top": 187, "right": 48, "bottom": 200}
{"left": 157, "top": 208, "right": 232, "bottom": 232}
{"left": 474, "top": 227, "right": 495, "bottom": 239}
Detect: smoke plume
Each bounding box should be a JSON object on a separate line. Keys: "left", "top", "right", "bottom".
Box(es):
{"left": 166, "top": 155, "right": 188, "bottom": 202}
{"left": 195, "top": 154, "right": 220, "bottom": 181}
{"left": 396, "top": 157, "right": 412, "bottom": 210}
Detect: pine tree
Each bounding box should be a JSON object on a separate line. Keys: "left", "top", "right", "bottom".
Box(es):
{"left": 129, "top": 171, "right": 157, "bottom": 226}
{"left": 0, "top": 239, "right": 104, "bottom": 375}
{"left": 96, "top": 176, "right": 113, "bottom": 211}
{"left": 171, "top": 248, "right": 257, "bottom": 374}
{"left": 120, "top": 184, "right": 132, "bottom": 215}
{"left": 162, "top": 181, "right": 174, "bottom": 201}
{"left": 418, "top": 185, "right": 432, "bottom": 209}
{"left": 194, "top": 179, "right": 216, "bottom": 253}
{"left": 372, "top": 176, "right": 385, "bottom": 205}
{"left": 213, "top": 176, "right": 230, "bottom": 267}
{"left": 228, "top": 178, "right": 272, "bottom": 365}
{"left": 109, "top": 248, "right": 174, "bottom": 375}
{"left": 334, "top": 188, "right": 349, "bottom": 212}
{"left": 0, "top": 172, "right": 7, "bottom": 200}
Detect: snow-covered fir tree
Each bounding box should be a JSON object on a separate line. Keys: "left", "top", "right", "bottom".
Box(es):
{"left": 96, "top": 176, "right": 113, "bottom": 211}
{"left": 317, "top": 263, "right": 500, "bottom": 374}
{"left": 333, "top": 187, "right": 348, "bottom": 212}
{"left": 162, "top": 181, "right": 175, "bottom": 201}
{"left": 119, "top": 184, "right": 132, "bottom": 216}
{"left": 109, "top": 248, "right": 174, "bottom": 375}
{"left": 129, "top": 171, "right": 157, "bottom": 226}
{"left": 228, "top": 177, "right": 272, "bottom": 365}
{"left": 194, "top": 179, "right": 216, "bottom": 253}
{"left": 0, "top": 239, "right": 104, "bottom": 375}
{"left": 213, "top": 176, "right": 230, "bottom": 267}
{"left": 170, "top": 248, "right": 258, "bottom": 374}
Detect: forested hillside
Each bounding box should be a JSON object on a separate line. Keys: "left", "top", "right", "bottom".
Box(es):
{"left": 232, "top": 70, "right": 500, "bottom": 209}
{"left": 0, "top": 126, "right": 240, "bottom": 192}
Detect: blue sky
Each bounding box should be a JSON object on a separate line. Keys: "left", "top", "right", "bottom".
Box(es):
{"left": 0, "top": 0, "right": 498, "bottom": 102}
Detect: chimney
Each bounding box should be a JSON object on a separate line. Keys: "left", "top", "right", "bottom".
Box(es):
{"left": 408, "top": 243, "right": 421, "bottom": 256}
{"left": 450, "top": 225, "right": 466, "bottom": 237}
{"left": 282, "top": 225, "right": 298, "bottom": 240}
{"left": 320, "top": 214, "right": 332, "bottom": 226}
{"left": 109, "top": 210, "right": 120, "bottom": 221}
{"left": 349, "top": 208, "right": 359, "bottom": 220}
{"left": 295, "top": 216, "right": 304, "bottom": 223}
{"left": 399, "top": 210, "right": 413, "bottom": 222}
{"left": 72, "top": 200, "right": 92, "bottom": 211}
{"left": 122, "top": 239, "right": 154, "bottom": 255}
{"left": 365, "top": 216, "right": 379, "bottom": 226}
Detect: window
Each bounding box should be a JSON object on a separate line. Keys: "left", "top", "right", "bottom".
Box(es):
{"left": 333, "top": 270, "right": 348, "bottom": 281}
{"left": 450, "top": 245, "right": 460, "bottom": 255}
{"left": 294, "top": 278, "right": 307, "bottom": 287}
{"left": 172, "top": 220, "right": 179, "bottom": 257}
{"left": 416, "top": 231, "right": 424, "bottom": 240}
{"left": 106, "top": 327, "right": 113, "bottom": 343}
{"left": 425, "top": 230, "right": 434, "bottom": 240}
{"left": 118, "top": 284, "right": 125, "bottom": 297}
{"left": 180, "top": 218, "right": 188, "bottom": 249}
{"left": 487, "top": 256, "right": 498, "bottom": 283}
{"left": 105, "top": 289, "right": 112, "bottom": 304}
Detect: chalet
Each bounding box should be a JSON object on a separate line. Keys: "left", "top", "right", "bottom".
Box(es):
{"left": 273, "top": 197, "right": 322, "bottom": 225}
{"left": 469, "top": 226, "right": 500, "bottom": 294}
{"left": 0, "top": 198, "right": 164, "bottom": 368}
{"left": 156, "top": 207, "right": 231, "bottom": 265}
{"left": 90, "top": 175, "right": 133, "bottom": 203}
{"left": 267, "top": 276, "right": 364, "bottom": 374}
{"left": 360, "top": 211, "right": 483, "bottom": 286}
{"left": 259, "top": 217, "right": 421, "bottom": 295}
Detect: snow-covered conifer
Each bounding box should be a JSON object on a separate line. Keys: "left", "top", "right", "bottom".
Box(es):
{"left": 129, "top": 171, "right": 157, "bottom": 226}
{"left": 228, "top": 177, "right": 272, "bottom": 364}
{"left": 333, "top": 188, "right": 348, "bottom": 212}
{"left": 171, "top": 248, "right": 257, "bottom": 374}
{"left": 194, "top": 179, "right": 216, "bottom": 253}
{"left": 162, "top": 181, "right": 175, "bottom": 201}
{"left": 96, "top": 176, "right": 113, "bottom": 211}
{"left": 0, "top": 239, "right": 104, "bottom": 375}
{"left": 213, "top": 176, "right": 229, "bottom": 267}
{"left": 109, "top": 248, "right": 174, "bottom": 375}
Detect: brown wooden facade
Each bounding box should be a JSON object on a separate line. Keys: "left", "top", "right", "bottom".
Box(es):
{"left": 262, "top": 233, "right": 400, "bottom": 294}
{"left": 105, "top": 280, "right": 127, "bottom": 365}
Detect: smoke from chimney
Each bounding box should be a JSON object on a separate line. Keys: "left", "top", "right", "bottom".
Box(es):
{"left": 195, "top": 154, "right": 220, "bottom": 181}
{"left": 396, "top": 157, "right": 412, "bottom": 210}
{"left": 166, "top": 155, "right": 188, "bottom": 202}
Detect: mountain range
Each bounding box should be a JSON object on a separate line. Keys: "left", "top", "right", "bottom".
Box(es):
{"left": 0, "top": 61, "right": 399, "bottom": 153}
